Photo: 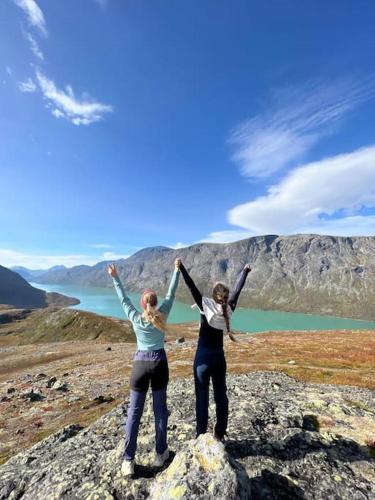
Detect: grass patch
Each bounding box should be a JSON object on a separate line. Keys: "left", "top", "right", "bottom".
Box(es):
{"left": 343, "top": 399, "right": 371, "bottom": 412}
{"left": 0, "top": 447, "right": 13, "bottom": 466}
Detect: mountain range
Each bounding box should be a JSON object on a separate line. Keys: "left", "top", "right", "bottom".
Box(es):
{"left": 10, "top": 265, "right": 67, "bottom": 282}
{"left": 24, "top": 234, "right": 375, "bottom": 321}
{"left": 0, "top": 266, "right": 79, "bottom": 309}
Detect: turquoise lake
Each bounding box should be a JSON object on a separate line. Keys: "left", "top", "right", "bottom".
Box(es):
{"left": 31, "top": 282, "right": 375, "bottom": 333}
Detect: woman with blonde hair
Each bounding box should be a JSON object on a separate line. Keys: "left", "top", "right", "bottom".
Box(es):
{"left": 108, "top": 260, "right": 180, "bottom": 476}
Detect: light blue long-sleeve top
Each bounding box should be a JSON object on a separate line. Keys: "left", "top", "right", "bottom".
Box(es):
{"left": 112, "top": 269, "right": 180, "bottom": 351}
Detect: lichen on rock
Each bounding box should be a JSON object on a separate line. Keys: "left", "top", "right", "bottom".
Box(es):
{"left": 150, "top": 434, "right": 251, "bottom": 499}
{"left": 0, "top": 372, "right": 374, "bottom": 499}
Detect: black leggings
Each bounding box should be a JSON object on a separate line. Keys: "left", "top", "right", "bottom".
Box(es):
{"left": 130, "top": 349, "right": 169, "bottom": 392}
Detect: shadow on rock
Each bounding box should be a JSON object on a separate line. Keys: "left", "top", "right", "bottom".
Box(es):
{"left": 226, "top": 430, "right": 373, "bottom": 463}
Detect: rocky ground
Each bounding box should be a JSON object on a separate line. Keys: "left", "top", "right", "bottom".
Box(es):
{"left": 0, "top": 307, "right": 374, "bottom": 498}
{"left": 0, "top": 313, "right": 374, "bottom": 466}
{"left": 0, "top": 372, "right": 374, "bottom": 499}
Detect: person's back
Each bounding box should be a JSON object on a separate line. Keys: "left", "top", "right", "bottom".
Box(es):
{"left": 109, "top": 261, "right": 180, "bottom": 476}
{"left": 178, "top": 260, "right": 251, "bottom": 440}
{"left": 197, "top": 315, "right": 224, "bottom": 349}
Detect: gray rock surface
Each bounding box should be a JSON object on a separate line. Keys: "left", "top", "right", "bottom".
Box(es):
{"left": 32, "top": 235, "right": 375, "bottom": 320}
{"left": 0, "top": 372, "right": 374, "bottom": 499}
{"left": 150, "top": 433, "right": 251, "bottom": 499}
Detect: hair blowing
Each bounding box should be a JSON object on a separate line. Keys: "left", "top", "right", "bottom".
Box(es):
{"left": 212, "top": 282, "right": 236, "bottom": 341}
{"left": 142, "top": 291, "right": 167, "bottom": 333}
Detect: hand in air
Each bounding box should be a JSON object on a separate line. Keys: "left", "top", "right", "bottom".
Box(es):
{"left": 175, "top": 258, "right": 182, "bottom": 270}
{"left": 244, "top": 264, "right": 251, "bottom": 272}
{"left": 107, "top": 263, "right": 118, "bottom": 278}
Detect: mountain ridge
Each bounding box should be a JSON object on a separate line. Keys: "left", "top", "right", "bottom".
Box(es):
{"left": 29, "top": 234, "right": 375, "bottom": 321}
{"left": 0, "top": 266, "right": 79, "bottom": 309}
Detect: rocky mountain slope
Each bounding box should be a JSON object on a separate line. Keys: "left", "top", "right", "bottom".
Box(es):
{"left": 33, "top": 235, "right": 375, "bottom": 320}
{"left": 0, "top": 372, "right": 374, "bottom": 499}
{"left": 0, "top": 266, "right": 79, "bottom": 309}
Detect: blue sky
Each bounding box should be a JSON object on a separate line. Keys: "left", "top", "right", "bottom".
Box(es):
{"left": 1, "top": 0, "right": 375, "bottom": 268}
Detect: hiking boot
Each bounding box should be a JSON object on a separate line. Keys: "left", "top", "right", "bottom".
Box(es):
{"left": 154, "top": 448, "right": 169, "bottom": 467}
{"left": 213, "top": 429, "right": 227, "bottom": 443}
{"left": 121, "top": 459, "right": 135, "bottom": 477}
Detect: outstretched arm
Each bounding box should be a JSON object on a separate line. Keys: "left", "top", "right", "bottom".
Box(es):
{"left": 108, "top": 264, "right": 140, "bottom": 323}
{"left": 179, "top": 262, "right": 203, "bottom": 310}
{"left": 228, "top": 264, "right": 251, "bottom": 311}
{"left": 158, "top": 261, "right": 181, "bottom": 316}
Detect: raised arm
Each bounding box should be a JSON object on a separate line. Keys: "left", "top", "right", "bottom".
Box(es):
{"left": 179, "top": 262, "right": 203, "bottom": 310}
{"left": 228, "top": 264, "right": 251, "bottom": 311}
{"left": 108, "top": 264, "right": 140, "bottom": 323}
{"left": 158, "top": 263, "right": 181, "bottom": 316}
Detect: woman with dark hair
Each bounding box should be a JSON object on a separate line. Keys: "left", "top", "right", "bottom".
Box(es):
{"left": 176, "top": 259, "right": 251, "bottom": 440}
{"left": 108, "top": 260, "right": 180, "bottom": 476}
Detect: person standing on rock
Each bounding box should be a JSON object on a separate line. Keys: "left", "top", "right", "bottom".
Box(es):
{"left": 108, "top": 260, "right": 180, "bottom": 476}
{"left": 177, "top": 259, "right": 251, "bottom": 440}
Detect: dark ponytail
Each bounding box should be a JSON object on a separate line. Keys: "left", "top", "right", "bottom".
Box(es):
{"left": 213, "top": 282, "right": 236, "bottom": 342}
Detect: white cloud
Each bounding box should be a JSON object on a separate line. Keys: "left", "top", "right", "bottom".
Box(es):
{"left": 230, "top": 78, "right": 375, "bottom": 178}
{"left": 26, "top": 32, "right": 44, "bottom": 60}
{"left": 35, "top": 70, "right": 113, "bottom": 125}
{"left": 102, "top": 252, "right": 130, "bottom": 261}
{"left": 6, "top": 66, "right": 13, "bottom": 76}
{"left": 51, "top": 108, "right": 64, "bottom": 119}
{"left": 14, "top": 0, "right": 47, "bottom": 37}
{"left": 225, "top": 145, "right": 375, "bottom": 236}
{"left": 171, "top": 242, "right": 190, "bottom": 249}
{"left": 89, "top": 244, "right": 113, "bottom": 249}
{"left": 0, "top": 249, "right": 132, "bottom": 269}
{"left": 200, "top": 230, "right": 254, "bottom": 244}
{"left": 17, "top": 77, "right": 37, "bottom": 92}
{"left": 0, "top": 249, "right": 110, "bottom": 270}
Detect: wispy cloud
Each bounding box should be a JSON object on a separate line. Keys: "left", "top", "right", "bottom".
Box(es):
{"left": 200, "top": 230, "right": 253, "bottom": 244}
{"left": 0, "top": 249, "right": 111, "bottom": 270}
{"left": 17, "top": 77, "right": 37, "bottom": 92}
{"left": 0, "top": 248, "right": 132, "bottom": 269}
{"left": 26, "top": 32, "right": 44, "bottom": 60}
{"left": 6, "top": 66, "right": 13, "bottom": 76}
{"left": 35, "top": 70, "right": 113, "bottom": 125}
{"left": 223, "top": 145, "right": 375, "bottom": 236}
{"left": 88, "top": 243, "right": 113, "bottom": 249}
{"left": 102, "top": 252, "right": 130, "bottom": 261}
{"left": 14, "top": 0, "right": 47, "bottom": 37}
{"left": 171, "top": 242, "right": 190, "bottom": 249}
{"left": 230, "top": 78, "right": 375, "bottom": 178}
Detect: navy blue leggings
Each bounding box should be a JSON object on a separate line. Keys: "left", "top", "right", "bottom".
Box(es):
{"left": 124, "top": 349, "right": 169, "bottom": 461}
{"left": 193, "top": 347, "right": 228, "bottom": 438}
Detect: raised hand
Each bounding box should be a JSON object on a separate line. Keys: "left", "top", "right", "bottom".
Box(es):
{"left": 175, "top": 258, "right": 182, "bottom": 270}
{"left": 108, "top": 263, "right": 118, "bottom": 278}
{"left": 244, "top": 264, "right": 251, "bottom": 272}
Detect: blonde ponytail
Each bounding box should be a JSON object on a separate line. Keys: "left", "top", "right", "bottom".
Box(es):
{"left": 142, "top": 296, "right": 167, "bottom": 333}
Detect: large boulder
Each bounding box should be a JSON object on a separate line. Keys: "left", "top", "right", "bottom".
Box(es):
{"left": 150, "top": 433, "right": 251, "bottom": 499}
